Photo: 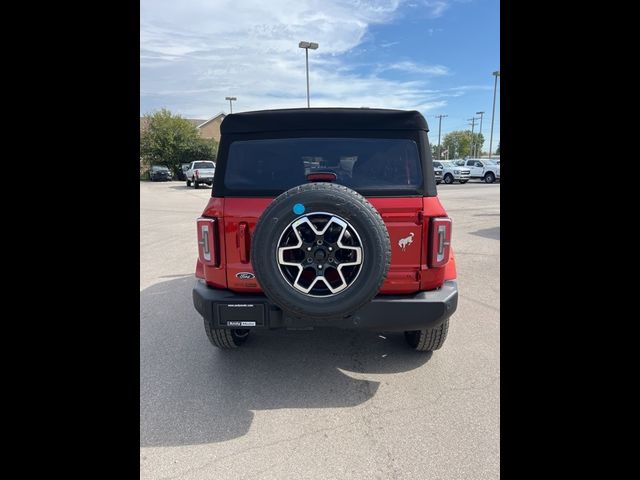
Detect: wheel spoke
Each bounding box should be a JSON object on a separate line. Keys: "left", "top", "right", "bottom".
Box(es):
{"left": 277, "top": 212, "right": 363, "bottom": 297}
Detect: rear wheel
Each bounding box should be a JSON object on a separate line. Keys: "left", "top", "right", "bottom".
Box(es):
{"left": 443, "top": 174, "right": 454, "bottom": 184}
{"left": 405, "top": 318, "right": 449, "bottom": 352}
{"left": 484, "top": 172, "right": 495, "bottom": 183}
{"left": 204, "top": 318, "right": 250, "bottom": 349}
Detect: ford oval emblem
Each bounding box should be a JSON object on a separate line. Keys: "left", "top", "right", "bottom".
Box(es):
{"left": 236, "top": 272, "right": 255, "bottom": 280}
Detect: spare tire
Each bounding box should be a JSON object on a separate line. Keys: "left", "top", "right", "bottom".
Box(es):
{"left": 251, "top": 182, "right": 391, "bottom": 320}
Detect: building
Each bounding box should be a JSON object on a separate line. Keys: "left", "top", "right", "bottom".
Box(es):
{"left": 140, "top": 113, "right": 226, "bottom": 142}
{"left": 194, "top": 113, "right": 226, "bottom": 142}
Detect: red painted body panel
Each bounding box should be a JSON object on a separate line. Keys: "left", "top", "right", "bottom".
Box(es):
{"left": 197, "top": 194, "right": 457, "bottom": 293}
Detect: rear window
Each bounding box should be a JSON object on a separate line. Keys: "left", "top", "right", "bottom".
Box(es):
{"left": 193, "top": 161, "right": 215, "bottom": 169}
{"left": 224, "top": 137, "right": 422, "bottom": 195}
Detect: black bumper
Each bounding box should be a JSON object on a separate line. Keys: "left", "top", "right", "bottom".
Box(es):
{"left": 192, "top": 279, "right": 458, "bottom": 332}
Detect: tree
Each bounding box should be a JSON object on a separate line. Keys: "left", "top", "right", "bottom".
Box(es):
{"left": 496, "top": 142, "right": 500, "bottom": 155}
{"left": 431, "top": 144, "right": 444, "bottom": 159}
{"left": 441, "top": 130, "right": 485, "bottom": 159}
{"left": 140, "top": 109, "right": 218, "bottom": 175}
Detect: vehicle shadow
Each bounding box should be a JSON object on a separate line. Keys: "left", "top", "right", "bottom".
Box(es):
{"left": 469, "top": 226, "right": 500, "bottom": 240}
{"left": 140, "top": 276, "right": 431, "bottom": 447}
{"left": 168, "top": 185, "right": 212, "bottom": 191}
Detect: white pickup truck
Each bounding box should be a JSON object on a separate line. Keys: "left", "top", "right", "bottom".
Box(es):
{"left": 433, "top": 160, "right": 471, "bottom": 184}
{"left": 455, "top": 158, "right": 500, "bottom": 183}
{"left": 186, "top": 160, "right": 216, "bottom": 189}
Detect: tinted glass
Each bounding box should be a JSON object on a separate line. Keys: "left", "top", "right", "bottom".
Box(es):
{"left": 224, "top": 138, "right": 422, "bottom": 194}
{"left": 194, "top": 161, "right": 215, "bottom": 169}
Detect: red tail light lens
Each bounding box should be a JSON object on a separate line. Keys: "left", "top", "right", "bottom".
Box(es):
{"left": 197, "top": 217, "right": 219, "bottom": 267}
{"left": 428, "top": 217, "right": 452, "bottom": 268}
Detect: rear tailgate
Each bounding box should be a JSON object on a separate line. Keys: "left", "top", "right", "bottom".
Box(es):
{"left": 221, "top": 196, "right": 427, "bottom": 295}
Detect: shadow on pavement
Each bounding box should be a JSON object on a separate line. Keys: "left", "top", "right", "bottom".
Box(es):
{"left": 469, "top": 226, "right": 500, "bottom": 240}
{"left": 140, "top": 276, "right": 431, "bottom": 447}
{"left": 168, "top": 184, "right": 212, "bottom": 191}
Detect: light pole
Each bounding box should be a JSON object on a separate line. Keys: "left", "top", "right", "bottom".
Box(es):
{"left": 435, "top": 114, "right": 448, "bottom": 160}
{"left": 475, "top": 111, "right": 484, "bottom": 157}
{"left": 298, "top": 41, "right": 319, "bottom": 108}
{"left": 225, "top": 96, "right": 237, "bottom": 114}
{"left": 467, "top": 117, "right": 479, "bottom": 158}
{"left": 489, "top": 71, "right": 500, "bottom": 159}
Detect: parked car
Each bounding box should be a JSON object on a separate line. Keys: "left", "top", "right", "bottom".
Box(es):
{"left": 186, "top": 160, "right": 216, "bottom": 189}
{"left": 176, "top": 163, "right": 191, "bottom": 181}
{"left": 434, "top": 160, "right": 470, "bottom": 184}
{"left": 458, "top": 158, "right": 500, "bottom": 183}
{"left": 149, "top": 165, "right": 172, "bottom": 181}
{"left": 192, "top": 108, "right": 458, "bottom": 352}
{"left": 433, "top": 161, "right": 444, "bottom": 184}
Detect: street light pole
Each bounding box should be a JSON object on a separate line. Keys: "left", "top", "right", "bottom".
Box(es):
{"left": 298, "top": 41, "right": 319, "bottom": 108}
{"left": 489, "top": 71, "right": 500, "bottom": 159}
{"left": 225, "top": 96, "right": 237, "bottom": 114}
{"left": 467, "top": 117, "right": 479, "bottom": 158}
{"left": 475, "top": 111, "right": 484, "bottom": 156}
{"left": 435, "top": 114, "right": 448, "bottom": 160}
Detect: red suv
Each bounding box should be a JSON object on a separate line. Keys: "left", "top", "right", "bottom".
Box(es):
{"left": 192, "top": 108, "right": 458, "bottom": 352}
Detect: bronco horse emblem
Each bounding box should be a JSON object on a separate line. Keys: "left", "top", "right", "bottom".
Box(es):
{"left": 398, "top": 232, "right": 415, "bottom": 251}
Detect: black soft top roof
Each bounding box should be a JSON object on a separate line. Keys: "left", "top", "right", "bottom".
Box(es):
{"left": 220, "top": 108, "right": 429, "bottom": 134}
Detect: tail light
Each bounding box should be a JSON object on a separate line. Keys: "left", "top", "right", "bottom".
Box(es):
{"left": 195, "top": 169, "right": 199, "bottom": 178}
{"left": 428, "top": 217, "right": 452, "bottom": 268}
{"left": 197, "top": 217, "right": 220, "bottom": 267}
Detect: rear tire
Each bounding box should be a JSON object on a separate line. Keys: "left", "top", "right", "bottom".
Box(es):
{"left": 484, "top": 172, "right": 495, "bottom": 183}
{"left": 204, "top": 318, "right": 250, "bottom": 349}
{"left": 405, "top": 318, "right": 449, "bottom": 352}
{"left": 443, "top": 174, "right": 454, "bottom": 184}
{"left": 251, "top": 182, "right": 391, "bottom": 321}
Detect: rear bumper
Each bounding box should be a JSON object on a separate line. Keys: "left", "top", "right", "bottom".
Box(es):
{"left": 193, "top": 279, "right": 458, "bottom": 332}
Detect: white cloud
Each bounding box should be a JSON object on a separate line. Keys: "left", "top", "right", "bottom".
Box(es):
{"left": 140, "top": 0, "right": 461, "bottom": 117}
{"left": 382, "top": 61, "right": 450, "bottom": 75}
{"left": 421, "top": 1, "right": 452, "bottom": 18}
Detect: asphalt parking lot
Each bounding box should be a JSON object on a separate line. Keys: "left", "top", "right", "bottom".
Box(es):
{"left": 140, "top": 181, "right": 500, "bottom": 480}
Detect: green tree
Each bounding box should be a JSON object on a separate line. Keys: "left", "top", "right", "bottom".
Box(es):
{"left": 441, "top": 130, "right": 485, "bottom": 159}
{"left": 140, "top": 109, "right": 218, "bottom": 176}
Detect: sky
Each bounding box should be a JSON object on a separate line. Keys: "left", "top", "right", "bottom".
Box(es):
{"left": 140, "top": 0, "right": 500, "bottom": 152}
